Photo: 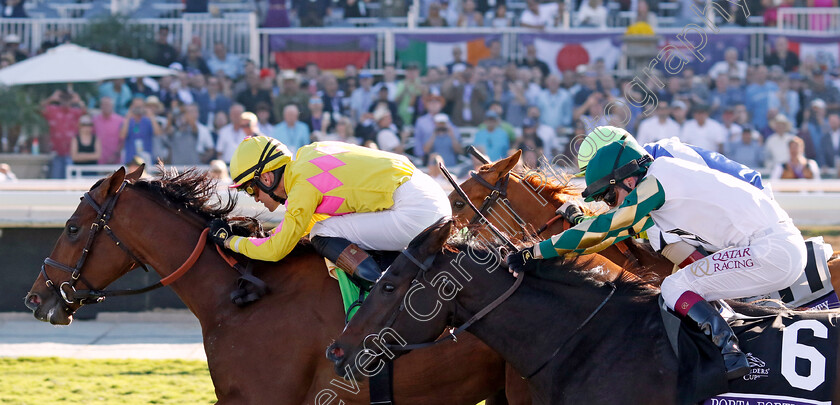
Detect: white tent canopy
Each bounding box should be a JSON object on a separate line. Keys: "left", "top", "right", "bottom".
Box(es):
{"left": 0, "top": 43, "right": 177, "bottom": 86}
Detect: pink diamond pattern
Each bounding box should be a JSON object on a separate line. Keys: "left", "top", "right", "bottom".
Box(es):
{"left": 250, "top": 236, "right": 271, "bottom": 247}
{"left": 309, "top": 155, "right": 346, "bottom": 172}
{"left": 316, "top": 196, "right": 346, "bottom": 215}
{"left": 307, "top": 171, "right": 343, "bottom": 193}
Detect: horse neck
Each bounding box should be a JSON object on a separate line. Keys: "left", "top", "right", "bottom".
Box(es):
{"left": 109, "top": 188, "right": 242, "bottom": 324}
{"left": 494, "top": 175, "right": 566, "bottom": 238}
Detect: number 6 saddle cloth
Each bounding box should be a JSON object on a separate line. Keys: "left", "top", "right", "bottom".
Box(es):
{"left": 659, "top": 297, "right": 839, "bottom": 405}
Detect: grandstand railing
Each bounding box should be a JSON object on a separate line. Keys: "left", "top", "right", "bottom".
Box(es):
{"left": 777, "top": 8, "right": 840, "bottom": 33}
{"left": 0, "top": 13, "right": 258, "bottom": 63}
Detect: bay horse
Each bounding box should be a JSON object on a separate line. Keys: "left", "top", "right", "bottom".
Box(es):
{"left": 327, "top": 218, "right": 840, "bottom": 405}
{"left": 23, "top": 166, "right": 514, "bottom": 405}
{"left": 449, "top": 150, "right": 840, "bottom": 294}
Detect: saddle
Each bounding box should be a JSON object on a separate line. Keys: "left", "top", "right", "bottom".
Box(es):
{"left": 660, "top": 298, "right": 840, "bottom": 405}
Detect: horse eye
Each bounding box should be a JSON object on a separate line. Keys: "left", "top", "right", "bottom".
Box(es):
{"left": 453, "top": 200, "right": 465, "bottom": 210}
{"left": 67, "top": 225, "right": 79, "bottom": 235}
{"left": 382, "top": 283, "right": 396, "bottom": 294}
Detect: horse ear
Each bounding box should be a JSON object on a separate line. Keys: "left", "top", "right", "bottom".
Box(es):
{"left": 421, "top": 217, "right": 453, "bottom": 256}
{"left": 94, "top": 167, "right": 127, "bottom": 199}
{"left": 125, "top": 163, "right": 145, "bottom": 182}
{"left": 487, "top": 150, "right": 522, "bottom": 177}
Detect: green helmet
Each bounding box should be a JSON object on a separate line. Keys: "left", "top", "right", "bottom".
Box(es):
{"left": 582, "top": 139, "right": 652, "bottom": 202}
{"left": 576, "top": 126, "right": 634, "bottom": 176}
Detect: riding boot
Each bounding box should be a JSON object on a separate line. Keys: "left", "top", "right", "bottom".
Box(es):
{"left": 684, "top": 299, "right": 750, "bottom": 380}
{"left": 311, "top": 236, "right": 383, "bottom": 289}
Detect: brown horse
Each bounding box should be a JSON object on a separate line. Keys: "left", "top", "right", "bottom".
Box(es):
{"left": 328, "top": 218, "right": 840, "bottom": 405}
{"left": 23, "top": 166, "right": 514, "bottom": 405}
{"left": 449, "top": 151, "right": 840, "bottom": 293}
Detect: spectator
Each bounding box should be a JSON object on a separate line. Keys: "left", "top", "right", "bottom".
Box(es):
{"left": 636, "top": 99, "right": 680, "bottom": 144}
{"left": 422, "top": 2, "right": 449, "bottom": 26}
{"left": 394, "top": 63, "right": 423, "bottom": 126}
{"left": 680, "top": 104, "right": 726, "bottom": 152}
{"left": 169, "top": 104, "right": 215, "bottom": 165}
{"left": 208, "top": 159, "right": 232, "bottom": 186}
{"left": 745, "top": 65, "right": 779, "bottom": 131}
{"left": 708, "top": 74, "right": 743, "bottom": 120}
{"left": 535, "top": 74, "right": 573, "bottom": 131}
{"left": 92, "top": 96, "right": 125, "bottom": 164}
{"left": 97, "top": 79, "right": 133, "bottom": 116}
{"left": 180, "top": 43, "right": 211, "bottom": 76}
{"left": 670, "top": 100, "right": 688, "bottom": 127}
{"left": 207, "top": 43, "right": 243, "bottom": 80}
{"left": 296, "top": 0, "right": 331, "bottom": 27}
{"left": 0, "top": 163, "right": 17, "bottom": 182}
{"left": 817, "top": 113, "right": 840, "bottom": 169}
{"left": 236, "top": 72, "right": 273, "bottom": 121}
{"left": 350, "top": 72, "right": 376, "bottom": 123}
{"left": 476, "top": 0, "right": 504, "bottom": 14}
{"left": 520, "top": 0, "right": 550, "bottom": 29}
{"left": 807, "top": 69, "right": 840, "bottom": 113}
{"left": 427, "top": 153, "right": 455, "bottom": 192}
{"left": 516, "top": 118, "right": 544, "bottom": 155}
{"left": 573, "top": 71, "right": 599, "bottom": 107}
{"left": 320, "top": 117, "right": 361, "bottom": 144}
{"left": 321, "top": 74, "right": 346, "bottom": 121}
{"left": 120, "top": 97, "right": 161, "bottom": 165}
{"left": 255, "top": 102, "right": 273, "bottom": 135}
{"left": 375, "top": 64, "right": 399, "bottom": 101}
{"left": 725, "top": 126, "right": 764, "bottom": 170}
{"left": 634, "top": 0, "right": 657, "bottom": 27}
{"left": 70, "top": 115, "right": 101, "bottom": 171}
{"left": 263, "top": 0, "right": 291, "bottom": 28}
{"left": 446, "top": 47, "right": 472, "bottom": 74}
{"left": 719, "top": 106, "right": 743, "bottom": 144}
{"left": 368, "top": 86, "right": 402, "bottom": 128}
{"left": 345, "top": 0, "right": 370, "bottom": 17}
{"left": 40, "top": 89, "right": 87, "bottom": 178}
{"left": 457, "top": 0, "right": 484, "bottom": 27}
{"left": 771, "top": 75, "right": 800, "bottom": 125}
{"left": 518, "top": 44, "right": 550, "bottom": 78}
{"left": 1, "top": 0, "right": 27, "bottom": 18}
{"left": 708, "top": 47, "right": 748, "bottom": 81}
{"left": 3, "top": 34, "right": 26, "bottom": 62}
{"left": 306, "top": 96, "right": 335, "bottom": 135}
{"left": 152, "top": 27, "right": 178, "bottom": 68}
{"left": 272, "top": 70, "right": 309, "bottom": 122}
{"left": 271, "top": 104, "right": 311, "bottom": 154}
{"left": 771, "top": 137, "right": 820, "bottom": 180}
{"left": 210, "top": 110, "right": 228, "bottom": 145}
{"left": 765, "top": 113, "right": 797, "bottom": 169}
{"left": 538, "top": 0, "right": 566, "bottom": 28}
{"left": 438, "top": 0, "right": 461, "bottom": 26}
{"left": 524, "top": 105, "right": 559, "bottom": 157}
{"left": 575, "top": 0, "right": 607, "bottom": 28}
{"left": 415, "top": 95, "right": 462, "bottom": 166}
{"left": 477, "top": 39, "right": 505, "bottom": 69}
{"left": 486, "top": 4, "right": 511, "bottom": 27}
{"left": 215, "top": 104, "right": 248, "bottom": 163}
{"left": 373, "top": 107, "right": 403, "bottom": 153}
{"left": 143, "top": 95, "right": 170, "bottom": 161}
{"left": 764, "top": 36, "right": 799, "bottom": 73}
{"left": 239, "top": 111, "right": 262, "bottom": 138}
{"left": 473, "top": 110, "right": 509, "bottom": 160}
{"left": 442, "top": 67, "right": 487, "bottom": 126}
{"left": 801, "top": 98, "right": 830, "bottom": 165}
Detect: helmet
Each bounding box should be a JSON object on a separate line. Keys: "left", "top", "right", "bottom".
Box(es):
{"left": 576, "top": 126, "right": 634, "bottom": 176}
{"left": 229, "top": 136, "right": 292, "bottom": 189}
{"left": 582, "top": 139, "right": 652, "bottom": 202}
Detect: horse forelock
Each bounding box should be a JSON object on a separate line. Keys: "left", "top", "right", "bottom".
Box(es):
{"left": 131, "top": 166, "right": 236, "bottom": 221}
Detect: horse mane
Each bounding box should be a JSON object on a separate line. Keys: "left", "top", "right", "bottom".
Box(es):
{"left": 129, "top": 166, "right": 237, "bottom": 221}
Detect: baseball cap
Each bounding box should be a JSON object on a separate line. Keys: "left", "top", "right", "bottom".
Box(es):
{"left": 433, "top": 113, "right": 448, "bottom": 123}
{"left": 672, "top": 100, "right": 687, "bottom": 110}
{"left": 522, "top": 118, "right": 537, "bottom": 127}
{"left": 485, "top": 110, "right": 499, "bottom": 120}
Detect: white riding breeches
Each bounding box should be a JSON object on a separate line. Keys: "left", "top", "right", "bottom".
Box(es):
{"left": 661, "top": 220, "right": 807, "bottom": 309}
{"left": 309, "top": 170, "right": 452, "bottom": 251}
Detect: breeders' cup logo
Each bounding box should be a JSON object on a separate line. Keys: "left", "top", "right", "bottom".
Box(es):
{"left": 743, "top": 353, "right": 769, "bottom": 381}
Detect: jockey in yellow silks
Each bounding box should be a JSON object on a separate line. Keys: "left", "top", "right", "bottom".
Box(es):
{"left": 209, "top": 136, "right": 451, "bottom": 285}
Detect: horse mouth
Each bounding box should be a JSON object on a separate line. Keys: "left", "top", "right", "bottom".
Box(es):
{"left": 25, "top": 293, "right": 73, "bottom": 325}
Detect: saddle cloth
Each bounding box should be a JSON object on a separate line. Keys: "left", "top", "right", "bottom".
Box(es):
{"left": 660, "top": 298, "right": 840, "bottom": 405}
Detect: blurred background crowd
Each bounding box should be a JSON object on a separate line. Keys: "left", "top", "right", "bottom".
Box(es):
{"left": 0, "top": 0, "right": 839, "bottom": 184}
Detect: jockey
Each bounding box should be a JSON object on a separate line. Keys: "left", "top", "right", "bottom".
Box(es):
{"left": 562, "top": 126, "right": 770, "bottom": 268}
{"left": 209, "top": 136, "right": 451, "bottom": 286}
{"left": 507, "top": 139, "right": 807, "bottom": 380}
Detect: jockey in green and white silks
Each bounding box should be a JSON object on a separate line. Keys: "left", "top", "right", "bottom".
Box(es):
{"left": 507, "top": 139, "right": 807, "bottom": 381}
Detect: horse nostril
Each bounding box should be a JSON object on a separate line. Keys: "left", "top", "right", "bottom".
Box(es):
{"left": 24, "top": 293, "right": 41, "bottom": 311}
{"left": 327, "top": 344, "right": 345, "bottom": 361}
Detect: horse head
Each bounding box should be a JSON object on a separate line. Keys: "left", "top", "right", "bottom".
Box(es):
{"left": 24, "top": 167, "right": 145, "bottom": 324}
{"left": 327, "top": 217, "right": 471, "bottom": 379}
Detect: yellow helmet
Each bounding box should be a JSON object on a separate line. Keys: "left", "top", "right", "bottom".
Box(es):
{"left": 229, "top": 136, "right": 293, "bottom": 189}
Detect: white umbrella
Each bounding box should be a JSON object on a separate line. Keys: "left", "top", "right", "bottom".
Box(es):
{"left": 0, "top": 43, "right": 177, "bottom": 86}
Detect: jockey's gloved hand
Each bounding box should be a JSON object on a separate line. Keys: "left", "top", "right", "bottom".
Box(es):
{"left": 506, "top": 246, "right": 538, "bottom": 275}
{"left": 209, "top": 219, "right": 233, "bottom": 247}
{"left": 558, "top": 201, "right": 584, "bottom": 225}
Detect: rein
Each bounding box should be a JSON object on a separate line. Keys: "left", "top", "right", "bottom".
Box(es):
{"left": 40, "top": 181, "right": 221, "bottom": 307}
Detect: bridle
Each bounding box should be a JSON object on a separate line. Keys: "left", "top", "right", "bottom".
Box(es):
{"left": 40, "top": 181, "right": 211, "bottom": 309}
